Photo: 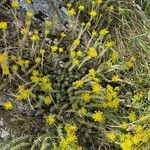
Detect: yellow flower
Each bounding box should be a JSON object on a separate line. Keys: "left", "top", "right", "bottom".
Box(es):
{"left": 82, "top": 92, "right": 91, "bottom": 103}
{"left": 17, "top": 57, "right": 24, "bottom": 66}
{"left": 46, "top": 114, "right": 56, "bottom": 125}
{"left": 0, "top": 22, "right": 7, "bottom": 30}
{"left": 133, "top": 92, "right": 144, "bottom": 102}
{"left": 87, "top": 47, "right": 98, "bottom": 58}
{"left": 130, "top": 56, "right": 136, "bottom": 62}
{"left": 44, "top": 20, "right": 52, "bottom": 27}
{"left": 76, "top": 50, "right": 83, "bottom": 57}
{"left": 129, "top": 111, "right": 137, "bottom": 122}
{"left": 112, "top": 75, "right": 120, "bottom": 82}
{"left": 16, "top": 89, "right": 32, "bottom": 101}
{"left": 65, "top": 123, "right": 78, "bottom": 135}
{"left": 92, "top": 111, "right": 105, "bottom": 123}
{"left": 41, "top": 76, "right": 49, "bottom": 83}
{"left": 21, "top": 28, "right": 29, "bottom": 35}
{"left": 105, "top": 41, "right": 114, "bottom": 48}
{"left": 68, "top": 8, "right": 76, "bottom": 16}
{"left": 106, "top": 60, "right": 112, "bottom": 67}
{"left": 26, "top": 11, "right": 33, "bottom": 18}
{"left": 135, "top": 125, "right": 143, "bottom": 133}
{"left": 72, "top": 59, "right": 79, "bottom": 65}
{"left": 0, "top": 53, "right": 8, "bottom": 63}
{"left": 96, "top": 0, "right": 103, "bottom": 4}
{"left": 11, "top": 55, "right": 16, "bottom": 61}
{"left": 89, "top": 10, "right": 97, "bottom": 17}
{"left": 3, "top": 101, "right": 13, "bottom": 110}
{"left": 70, "top": 50, "right": 76, "bottom": 58}
{"left": 41, "top": 82, "right": 52, "bottom": 91}
{"left": 12, "top": 65, "right": 18, "bottom": 73}
{"left": 60, "top": 138, "right": 69, "bottom": 150}
{"left": 92, "top": 83, "right": 101, "bottom": 94}
{"left": 73, "top": 38, "right": 80, "bottom": 46}
{"left": 25, "top": 20, "right": 31, "bottom": 27}
{"left": 111, "top": 51, "right": 119, "bottom": 63}
{"left": 78, "top": 5, "right": 85, "bottom": 11}
{"left": 106, "top": 131, "right": 116, "bottom": 141}
{"left": 78, "top": 107, "right": 87, "bottom": 116}
{"left": 123, "top": 61, "right": 133, "bottom": 69}
{"left": 59, "top": 47, "right": 64, "bottom": 53}
{"left": 67, "top": 3, "right": 72, "bottom": 8}
{"left": 109, "top": 5, "right": 114, "bottom": 11}
{"left": 11, "top": 1, "right": 19, "bottom": 9}
{"left": 92, "top": 30, "right": 97, "bottom": 37}
{"left": 40, "top": 49, "right": 45, "bottom": 55}
{"left": 120, "top": 122, "right": 128, "bottom": 129}
{"left": 44, "top": 29, "right": 50, "bottom": 35}
{"left": 24, "top": 60, "right": 30, "bottom": 67}
{"left": 89, "top": 68, "right": 96, "bottom": 78}
{"left": 60, "top": 32, "right": 66, "bottom": 38}
{"left": 120, "top": 139, "right": 133, "bottom": 150}
{"left": 81, "top": 22, "right": 85, "bottom": 27}
{"left": 73, "top": 80, "right": 84, "bottom": 88}
{"left": 35, "top": 57, "right": 41, "bottom": 63}
{"left": 66, "top": 135, "right": 77, "bottom": 143}
{"left": 99, "top": 28, "right": 109, "bottom": 36}
{"left": 30, "top": 75, "right": 39, "bottom": 84}
{"left": 30, "top": 34, "right": 40, "bottom": 42}
{"left": 32, "top": 70, "right": 39, "bottom": 76}
{"left": 26, "top": 0, "right": 32, "bottom": 4}
{"left": 2, "top": 65, "right": 10, "bottom": 75}
{"left": 86, "top": 21, "right": 91, "bottom": 27}
{"left": 51, "top": 45, "right": 58, "bottom": 52}
{"left": 43, "top": 96, "right": 52, "bottom": 105}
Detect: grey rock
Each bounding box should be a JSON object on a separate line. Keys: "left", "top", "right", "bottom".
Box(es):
{"left": 0, "top": 129, "right": 9, "bottom": 138}
{"left": 19, "top": 0, "right": 69, "bottom": 32}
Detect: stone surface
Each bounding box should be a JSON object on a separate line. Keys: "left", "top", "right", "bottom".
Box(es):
{"left": 19, "top": 0, "right": 69, "bottom": 32}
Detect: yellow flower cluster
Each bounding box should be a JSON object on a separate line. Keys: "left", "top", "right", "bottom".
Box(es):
{"left": 102, "top": 85, "right": 119, "bottom": 109}
{"left": 1, "top": 65, "right": 10, "bottom": 75}
{"left": 78, "top": 107, "right": 87, "bottom": 116}
{"left": 106, "top": 131, "right": 116, "bottom": 141}
{"left": 111, "top": 51, "right": 119, "bottom": 63}
{"left": 120, "top": 129, "right": 150, "bottom": 150}
{"left": 92, "top": 111, "right": 105, "bottom": 123}
{"left": 73, "top": 38, "right": 80, "bottom": 46}
{"left": 43, "top": 96, "right": 53, "bottom": 105}
{"left": 65, "top": 123, "right": 78, "bottom": 135}
{"left": 11, "top": 1, "right": 19, "bottom": 9}
{"left": 87, "top": 47, "right": 98, "bottom": 58}
{"left": 16, "top": 85, "right": 32, "bottom": 101}
{"left": 0, "top": 53, "right": 8, "bottom": 64}
{"left": 99, "top": 28, "right": 109, "bottom": 36}
{"left": 0, "top": 22, "right": 7, "bottom": 30}
{"left": 92, "top": 83, "right": 101, "bottom": 94}
{"left": 89, "top": 10, "right": 97, "bottom": 17}
{"left": 123, "top": 56, "right": 136, "bottom": 69}
{"left": 46, "top": 114, "right": 56, "bottom": 125}
{"left": 30, "top": 70, "right": 39, "bottom": 84}
{"left": 68, "top": 8, "right": 76, "bottom": 16}
{"left": 3, "top": 101, "right": 13, "bottom": 110}
{"left": 26, "top": 0, "right": 32, "bottom": 4}
{"left": 128, "top": 111, "right": 137, "bottom": 122}
{"left": 30, "top": 34, "right": 40, "bottom": 42}
{"left": 59, "top": 124, "right": 81, "bottom": 150}
{"left": 73, "top": 80, "right": 84, "bottom": 88}
{"left": 82, "top": 92, "right": 91, "bottom": 103}
{"left": 133, "top": 91, "right": 144, "bottom": 102}
{"left": 40, "top": 76, "right": 52, "bottom": 91}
